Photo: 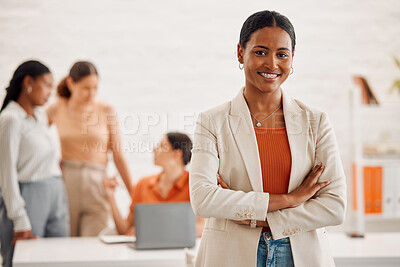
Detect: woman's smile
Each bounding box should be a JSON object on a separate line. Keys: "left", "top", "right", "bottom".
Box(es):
{"left": 258, "top": 72, "right": 281, "bottom": 80}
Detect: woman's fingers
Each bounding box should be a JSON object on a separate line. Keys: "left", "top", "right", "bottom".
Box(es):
{"left": 310, "top": 163, "right": 322, "bottom": 178}
{"left": 103, "top": 179, "right": 112, "bottom": 188}
{"left": 291, "top": 163, "right": 329, "bottom": 206}
{"left": 12, "top": 230, "right": 37, "bottom": 247}
{"left": 257, "top": 220, "right": 269, "bottom": 227}
{"left": 216, "top": 174, "right": 230, "bottom": 189}
{"left": 231, "top": 220, "right": 269, "bottom": 228}
{"left": 104, "top": 176, "right": 118, "bottom": 189}
{"left": 310, "top": 165, "right": 325, "bottom": 183}
{"left": 305, "top": 163, "right": 325, "bottom": 186}
{"left": 308, "top": 162, "right": 321, "bottom": 176}
{"left": 310, "top": 180, "right": 332, "bottom": 199}
{"left": 111, "top": 178, "right": 119, "bottom": 187}
{"left": 231, "top": 220, "right": 250, "bottom": 225}
{"left": 318, "top": 180, "right": 331, "bottom": 190}
{"left": 125, "top": 226, "right": 136, "bottom": 236}
{"left": 302, "top": 163, "right": 322, "bottom": 186}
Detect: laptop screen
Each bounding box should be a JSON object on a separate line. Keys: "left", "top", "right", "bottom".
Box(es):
{"left": 134, "top": 202, "right": 196, "bottom": 249}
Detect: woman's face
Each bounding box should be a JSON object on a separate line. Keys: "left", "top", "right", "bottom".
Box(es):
{"left": 29, "top": 73, "right": 54, "bottom": 106}
{"left": 153, "top": 135, "right": 176, "bottom": 167}
{"left": 68, "top": 74, "right": 98, "bottom": 104}
{"left": 237, "top": 26, "right": 294, "bottom": 94}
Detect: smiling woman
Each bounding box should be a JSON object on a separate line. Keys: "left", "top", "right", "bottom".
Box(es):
{"left": 189, "top": 10, "right": 347, "bottom": 267}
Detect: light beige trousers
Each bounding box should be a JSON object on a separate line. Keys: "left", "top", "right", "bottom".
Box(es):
{"left": 61, "top": 160, "right": 110, "bottom": 237}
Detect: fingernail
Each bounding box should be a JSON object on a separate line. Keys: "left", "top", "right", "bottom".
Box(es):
{"left": 317, "top": 162, "right": 322, "bottom": 167}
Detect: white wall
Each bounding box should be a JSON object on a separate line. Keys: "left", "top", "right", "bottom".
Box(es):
{"left": 1, "top": 0, "right": 400, "bottom": 228}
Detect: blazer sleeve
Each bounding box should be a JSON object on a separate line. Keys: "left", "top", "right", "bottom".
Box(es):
{"left": 266, "top": 112, "right": 347, "bottom": 240}
{"left": 189, "top": 112, "right": 269, "bottom": 221}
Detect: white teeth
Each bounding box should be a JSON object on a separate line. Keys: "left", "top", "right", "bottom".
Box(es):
{"left": 260, "top": 73, "right": 278, "bottom": 78}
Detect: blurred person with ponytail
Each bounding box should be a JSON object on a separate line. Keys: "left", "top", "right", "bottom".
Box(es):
{"left": 46, "top": 61, "right": 133, "bottom": 237}
{"left": 103, "top": 132, "right": 205, "bottom": 237}
{"left": 0, "top": 60, "right": 69, "bottom": 267}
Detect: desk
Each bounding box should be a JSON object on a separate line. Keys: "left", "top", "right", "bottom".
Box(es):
{"left": 13, "top": 237, "right": 193, "bottom": 267}
{"left": 330, "top": 232, "right": 400, "bottom": 267}
{"left": 13, "top": 233, "right": 400, "bottom": 267}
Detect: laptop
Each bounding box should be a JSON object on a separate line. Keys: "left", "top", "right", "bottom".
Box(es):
{"left": 134, "top": 202, "right": 196, "bottom": 250}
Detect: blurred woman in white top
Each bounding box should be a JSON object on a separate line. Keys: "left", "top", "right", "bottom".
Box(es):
{"left": 0, "top": 60, "right": 69, "bottom": 267}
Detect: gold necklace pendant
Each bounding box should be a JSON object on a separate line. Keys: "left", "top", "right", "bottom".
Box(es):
{"left": 250, "top": 103, "right": 282, "bottom": 128}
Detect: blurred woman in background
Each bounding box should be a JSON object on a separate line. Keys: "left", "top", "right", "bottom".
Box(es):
{"left": 0, "top": 60, "right": 69, "bottom": 267}
{"left": 104, "top": 132, "right": 204, "bottom": 237}
{"left": 47, "top": 61, "right": 133, "bottom": 236}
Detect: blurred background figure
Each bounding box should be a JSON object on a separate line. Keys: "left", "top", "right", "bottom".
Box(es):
{"left": 104, "top": 132, "right": 205, "bottom": 237}
{"left": 0, "top": 60, "right": 69, "bottom": 267}
{"left": 46, "top": 61, "right": 133, "bottom": 237}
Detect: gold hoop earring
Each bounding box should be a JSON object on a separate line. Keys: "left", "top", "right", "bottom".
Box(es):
{"left": 290, "top": 67, "right": 294, "bottom": 75}
{"left": 239, "top": 63, "right": 244, "bottom": 70}
{"left": 26, "top": 87, "right": 32, "bottom": 93}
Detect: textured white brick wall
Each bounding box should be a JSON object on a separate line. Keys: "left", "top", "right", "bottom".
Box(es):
{"left": 1, "top": 0, "right": 400, "bottom": 230}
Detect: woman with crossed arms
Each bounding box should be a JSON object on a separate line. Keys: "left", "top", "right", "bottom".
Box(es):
{"left": 189, "top": 10, "right": 346, "bottom": 267}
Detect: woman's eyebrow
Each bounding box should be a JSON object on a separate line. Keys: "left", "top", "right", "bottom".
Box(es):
{"left": 254, "top": 45, "right": 269, "bottom": 50}
{"left": 253, "top": 45, "right": 290, "bottom": 52}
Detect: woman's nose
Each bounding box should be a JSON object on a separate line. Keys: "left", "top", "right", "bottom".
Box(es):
{"left": 264, "top": 54, "right": 278, "bottom": 70}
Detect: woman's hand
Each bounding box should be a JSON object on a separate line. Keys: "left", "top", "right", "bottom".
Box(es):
{"left": 125, "top": 226, "right": 136, "bottom": 236}
{"left": 287, "top": 163, "right": 330, "bottom": 208}
{"left": 216, "top": 174, "right": 229, "bottom": 189}
{"left": 217, "top": 174, "right": 269, "bottom": 228}
{"left": 12, "top": 230, "right": 37, "bottom": 247}
{"left": 103, "top": 176, "right": 118, "bottom": 200}
{"left": 230, "top": 219, "right": 269, "bottom": 227}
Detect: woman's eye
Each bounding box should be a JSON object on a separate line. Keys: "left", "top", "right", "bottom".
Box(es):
{"left": 255, "top": 51, "right": 266, "bottom": 56}
{"left": 278, "top": 53, "right": 288, "bottom": 58}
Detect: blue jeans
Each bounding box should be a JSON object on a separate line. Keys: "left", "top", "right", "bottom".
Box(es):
{"left": 257, "top": 232, "right": 294, "bottom": 267}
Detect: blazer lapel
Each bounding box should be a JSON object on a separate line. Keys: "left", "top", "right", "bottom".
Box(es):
{"left": 227, "top": 88, "right": 309, "bottom": 193}
{"left": 282, "top": 91, "right": 310, "bottom": 192}
{"left": 228, "top": 88, "right": 263, "bottom": 192}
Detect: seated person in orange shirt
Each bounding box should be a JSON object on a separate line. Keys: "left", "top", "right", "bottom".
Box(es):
{"left": 104, "top": 132, "right": 204, "bottom": 237}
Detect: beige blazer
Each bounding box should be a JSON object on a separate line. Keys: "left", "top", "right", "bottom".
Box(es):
{"left": 189, "top": 88, "right": 346, "bottom": 267}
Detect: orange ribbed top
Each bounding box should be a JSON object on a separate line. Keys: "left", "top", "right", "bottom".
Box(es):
{"left": 255, "top": 127, "right": 291, "bottom": 194}
{"left": 255, "top": 127, "right": 291, "bottom": 231}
